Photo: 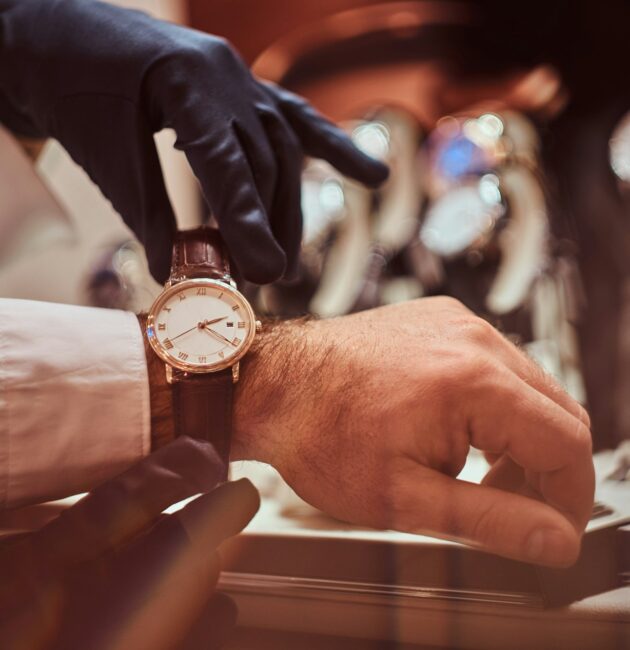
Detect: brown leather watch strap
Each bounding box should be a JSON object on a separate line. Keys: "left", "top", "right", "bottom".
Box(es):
{"left": 171, "top": 227, "right": 230, "bottom": 280}
{"left": 170, "top": 227, "right": 234, "bottom": 478}
{"left": 173, "top": 371, "right": 233, "bottom": 480}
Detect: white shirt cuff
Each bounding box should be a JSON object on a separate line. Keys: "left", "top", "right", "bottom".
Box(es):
{"left": 0, "top": 298, "right": 150, "bottom": 507}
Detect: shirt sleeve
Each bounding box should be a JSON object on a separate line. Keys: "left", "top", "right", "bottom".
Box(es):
{"left": 0, "top": 298, "right": 150, "bottom": 507}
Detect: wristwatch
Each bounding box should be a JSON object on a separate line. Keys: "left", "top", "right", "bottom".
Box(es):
{"left": 145, "top": 227, "right": 260, "bottom": 477}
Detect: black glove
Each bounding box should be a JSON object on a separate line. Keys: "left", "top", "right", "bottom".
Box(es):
{"left": 0, "top": 437, "right": 260, "bottom": 650}
{"left": 0, "top": 0, "right": 389, "bottom": 283}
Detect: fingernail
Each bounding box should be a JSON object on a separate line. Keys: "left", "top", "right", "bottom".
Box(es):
{"left": 526, "top": 529, "right": 575, "bottom": 565}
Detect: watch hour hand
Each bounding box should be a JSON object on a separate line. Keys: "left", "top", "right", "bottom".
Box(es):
{"left": 205, "top": 316, "right": 227, "bottom": 326}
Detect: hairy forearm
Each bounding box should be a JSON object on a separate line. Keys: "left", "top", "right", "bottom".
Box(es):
{"left": 232, "top": 318, "right": 314, "bottom": 466}
{"left": 138, "top": 313, "right": 319, "bottom": 463}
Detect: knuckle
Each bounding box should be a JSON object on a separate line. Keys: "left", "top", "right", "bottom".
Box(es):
{"left": 447, "top": 351, "right": 498, "bottom": 389}
{"left": 280, "top": 86, "right": 308, "bottom": 109}
{"left": 573, "top": 421, "right": 593, "bottom": 456}
{"left": 432, "top": 295, "right": 466, "bottom": 312}
{"left": 177, "top": 435, "right": 217, "bottom": 459}
{"left": 460, "top": 316, "right": 498, "bottom": 344}
{"left": 468, "top": 501, "right": 499, "bottom": 546}
{"left": 95, "top": 474, "right": 135, "bottom": 509}
{"left": 175, "top": 37, "right": 239, "bottom": 71}
{"left": 207, "top": 36, "right": 237, "bottom": 61}
{"left": 173, "top": 42, "right": 208, "bottom": 67}
{"left": 577, "top": 404, "right": 592, "bottom": 430}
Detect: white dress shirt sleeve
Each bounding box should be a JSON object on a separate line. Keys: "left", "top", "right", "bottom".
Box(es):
{"left": 0, "top": 298, "right": 150, "bottom": 507}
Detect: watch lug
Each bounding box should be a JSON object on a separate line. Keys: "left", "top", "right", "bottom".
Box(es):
{"left": 232, "top": 362, "right": 240, "bottom": 383}
{"left": 165, "top": 365, "right": 174, "bottom": 385}
{"left": 255, "top": 320, "right": 262, "bottom": 333}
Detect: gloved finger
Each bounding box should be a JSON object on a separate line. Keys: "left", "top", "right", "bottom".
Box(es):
{"left": 183, "top": 127, "right": 287, "bottom": 284}
{"left": 55, "top": 519, "right": 222, "bottom": 650}
{"left": 72, "top": 481, "right": 257, "bottom": 650}
{"left": 176, "top": 479, "right": 260, "bottom": 550}
{"left": 257, "top": 107, "right": 304, "bottom": 279}
{"left": 34, "top": 437, "right": 224, "bottom": 568}
{"left": 232, "top": 118, "right": 277, "bottom": 217}
{"left": 178, "top": 592, "right": 237, "bottom": 650}
{"left": 50, "top": 95, "right": 176, "bottom": 283}
{"left": 262, "top": 81, "right": 389, "bottom": 188}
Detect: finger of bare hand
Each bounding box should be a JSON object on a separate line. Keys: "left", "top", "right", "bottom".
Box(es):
{"left": 493, "top": 333, "right": 590, "bottom": 428}
{"left": 392, "top": 466, "right": 585, "bottom": 567}
{"left": 467, "top": 370, "right": 594, "bottom": 533}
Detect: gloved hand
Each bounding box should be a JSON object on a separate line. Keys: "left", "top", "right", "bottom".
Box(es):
{"left": 0, "top": 0, "right": 388, "bottom": 283}
{"left": 0, "top": 437, "right": 260, "bottom": 650}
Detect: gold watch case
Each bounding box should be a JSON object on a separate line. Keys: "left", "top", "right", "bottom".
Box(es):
{"left": 146, "top": 277, "right": 257, "bottom": 375}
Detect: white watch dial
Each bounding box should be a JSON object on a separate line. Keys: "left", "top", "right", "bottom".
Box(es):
{"left": 148, "top": 280, "right": 255, "bottom": 372}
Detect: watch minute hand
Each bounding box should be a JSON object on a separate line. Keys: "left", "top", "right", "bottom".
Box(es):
{"left": 204, "top": 325, "right": 237, "bottom": 347}
{"left": 169, "top": 323, "right": 200, "bottom": 342}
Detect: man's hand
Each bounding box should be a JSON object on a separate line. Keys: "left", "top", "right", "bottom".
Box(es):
{"left": 0, "top": 438, "right": 259, "bottom": 650}
{"left": 234, "top": 297, "right": 594, "bottom": 568}
{"left": 0, "top": 0, "right": 388, "bottom": 284}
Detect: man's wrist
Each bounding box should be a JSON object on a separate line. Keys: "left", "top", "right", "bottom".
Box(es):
{"left": 232, "top": 317, "right": 321, "bottom": 471}
{"left": 136, "top": 312, "right": 317, "bottom": 464}
{"left": 137, "top": 313, "right": 175, "bottom": 450}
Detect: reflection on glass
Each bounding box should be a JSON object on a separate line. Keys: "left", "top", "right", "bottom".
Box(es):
{"left": 609, "top": 112, "right": 630, "bottom": 183}
{"left": 351, "top": 121, "right": 391, "bottom": 161}
{"left": 301, "top": 161, "right": 346, "bottom": 245}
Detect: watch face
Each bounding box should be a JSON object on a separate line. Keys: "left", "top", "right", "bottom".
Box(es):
{"left": 147, "top": 279, "right": 256, "bottom": 373}
{"left": 420, "top": 176, "right": 505, "bottom": 258}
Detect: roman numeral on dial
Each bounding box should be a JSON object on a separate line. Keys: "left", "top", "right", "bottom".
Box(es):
{"left": 178, "top": 352, "right": 188, "bottom": 360}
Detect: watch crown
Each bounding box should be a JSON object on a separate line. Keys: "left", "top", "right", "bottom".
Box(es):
{"left": 255, "top": 320, "right": 262, "bottom": 333}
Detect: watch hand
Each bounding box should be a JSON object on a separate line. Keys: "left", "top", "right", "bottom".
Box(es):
{"left": 169, "top": 318, "right": 227, "bottom": 344}
{"left": 170, "top": 323, "right": 203, "bottom": 342}
{"left": 205, "top": 316, "right": 227, "bottom": 326}
{"left": 204, "top": 325, "right": 238, "bottom": 347}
